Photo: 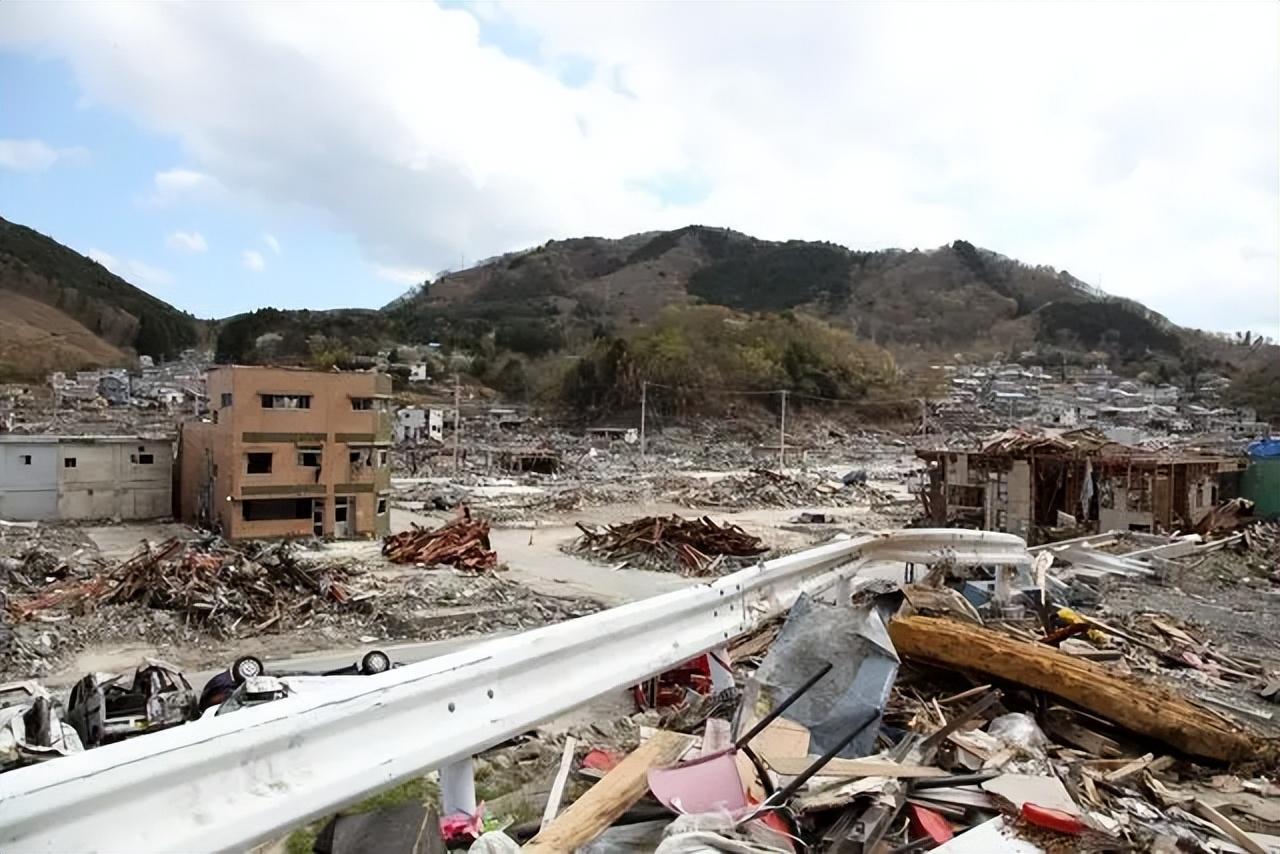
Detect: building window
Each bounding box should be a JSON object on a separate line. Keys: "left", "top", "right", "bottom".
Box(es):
{"left": 349, "top": 450, "right": 362, "bottom": 464}
{"left": 19, "top": 455, "right": 31, "bottom": 465}
{"left": 131, "top": 453, "right": 156, "bottom": 465}
{"left": 246, "top": 453, "right": 273, "bottom": 474}
{"left": 242, "top": 498, "right": 313, "bottom": 521}
{"left": 378, "top": 449, "right": 388, "bottom": 467}
{"left": 64, "top": 457, "right": 76, "bottom": 468}
{"left": 260, "top": 394, "right": 311, "bottom": 409}
{"left": 298, "top": 450, "right": 322, "bottom": 467}
{"left": 221, "top": 392, "right": 233, "bottom": 407}
{"left": 351, "top": 398, "right": 373, "bottom": 411}
{"left": 376, "top": 497, "right": 388, "bottom": 515}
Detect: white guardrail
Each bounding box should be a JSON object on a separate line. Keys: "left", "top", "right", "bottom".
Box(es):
{"left": 0, "top": 529, "right": 1029, "bottom": 853}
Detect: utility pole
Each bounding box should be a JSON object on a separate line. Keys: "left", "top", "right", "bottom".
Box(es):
{"left": 778, "top": 389, "right": 788, "bottom": 473}
{"left": 639, "top": 381, "right": 647, "bottom": 464}
{"left": 452, "top": 374, "right": 461, "bottom": 475}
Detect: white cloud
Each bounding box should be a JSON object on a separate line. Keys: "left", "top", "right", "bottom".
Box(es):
{"left": 242, "top": 249, "right": 265, "bottom": 272}
{"left": 86, "top": 248, "right": 174, "bottom": 289}
{"left": 262, "top": 233, "right": 281, "bottom": 255}
{"left": 166, "top": 230, "right": 208, "bottom": 252}
{"left": 1, "top": 2, "right": 1275, "bottom": 334}
{"left": 142, "top": 167, "right": 223, "bottom": 206}
{"left": 374, "top": 264, "right": 430, "bottom": 285}
{"left": 0, "top": 138, "right": 87, "bottom": 171}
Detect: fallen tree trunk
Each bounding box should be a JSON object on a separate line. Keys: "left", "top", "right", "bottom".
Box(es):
{"left": 887, "top": 615, "right": 1273, "bottom": 764}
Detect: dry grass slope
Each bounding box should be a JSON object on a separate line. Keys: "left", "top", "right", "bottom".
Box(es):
{"left": 0, "top": 289, "right": 126, "bottom": 379}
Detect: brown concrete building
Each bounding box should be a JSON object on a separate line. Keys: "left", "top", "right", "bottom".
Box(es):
{"left": 179, "top": 366, "right": 393, "bottom": 539}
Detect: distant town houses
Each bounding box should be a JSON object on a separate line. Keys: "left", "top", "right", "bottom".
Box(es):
{"left": 933, "top": 359, "right": 1268, "bottom": 442}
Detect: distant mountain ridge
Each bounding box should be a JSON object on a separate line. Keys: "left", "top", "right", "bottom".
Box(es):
{"left": 2, "top": 217, "right": 1270, "bottom": 412}
{"left": 389, "top": 225, "right": 1195, "bottom": 366}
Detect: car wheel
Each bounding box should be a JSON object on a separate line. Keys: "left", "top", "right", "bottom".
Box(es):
{"left": 232, "top": 655, "right": 265, "bottom": 683}
{"left": 360, "top": 650, "right": 391, "bottom": 674}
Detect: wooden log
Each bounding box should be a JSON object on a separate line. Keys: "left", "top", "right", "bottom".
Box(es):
{"left": 887, "top": 615, "right": 1270, "bottom": 764}
{"left": 523, "top": 730, "right": 695, "bottom": 853}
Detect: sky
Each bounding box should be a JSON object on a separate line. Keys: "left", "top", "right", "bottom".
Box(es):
{"left": 0, "top": 1, "right": 1276, "bottom": 335}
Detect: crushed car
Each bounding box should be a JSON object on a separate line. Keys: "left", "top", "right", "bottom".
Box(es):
{"left": 0, "top": 680, "right": 83, "bottom": 772}
{"left": 65, "top": 658, "right": 200, "bottom": 748}
{"left": 199, "top": 650, "right": 394, "bottom": 717}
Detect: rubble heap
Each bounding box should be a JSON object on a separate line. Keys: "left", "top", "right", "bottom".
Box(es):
{"left": 8, "top": 537, "right": 358, "bottom": 636}
{"left": 673, "top": 469, "right": 894, "bottom": 510}
{"left": 404, "top": 530, "right": 1280, "bottom": 853}
{"left": 382, "top": 512, "right": 498, "bottom": 572}
{"left": 1245, "top": 520, "right": 1280, "bottom": 567}
{"left": 570, "top": 515, "right": 768, "bottom": 575}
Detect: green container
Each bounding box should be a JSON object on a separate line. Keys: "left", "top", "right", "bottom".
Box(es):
{"left": 1242, "top": 458, "right": 1280, "bottom": 519}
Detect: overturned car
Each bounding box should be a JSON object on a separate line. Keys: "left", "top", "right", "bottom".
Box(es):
{"left": 199, "top": 650, "right": 394, "bottom": 717}
{"left": 65, "top": 659, "right": 200, "bottom": 748}
{"left": 0, "top": 681, "right": 83, "bottom": 772}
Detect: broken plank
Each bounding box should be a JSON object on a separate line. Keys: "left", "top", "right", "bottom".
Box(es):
{"left": 1102, "top": 752, "right": 1154, "bottom": 784}
{"left": 887, "top": 616, "right": 1270, "bottom": 764}
{"left": 766, "top": 755, "right": 947, "bottom": 779}
{"left": 523, "top": 731, "right": 695, "bottom": 853}
{"left": 1194, "top": 799, "right": 1267, "bottom": 854}
{"left": 539, "top": 736, "right": 577, "bottom": 831}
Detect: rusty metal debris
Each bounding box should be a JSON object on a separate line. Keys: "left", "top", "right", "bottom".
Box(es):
{"left": 571, "top": 514, "right": 768, "bottom": 575}
{"left": 381, "top": 510, "right": 498, "bottom": 572}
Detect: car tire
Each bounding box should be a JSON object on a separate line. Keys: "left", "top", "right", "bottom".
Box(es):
{"left": 232, "top": 655, "right": 265, "bottom": 683}
{"left": 360, "top": 650, "right": 391, "bottom": 675}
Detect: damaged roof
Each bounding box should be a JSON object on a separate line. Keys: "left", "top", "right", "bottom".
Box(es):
{"left": 919, "top": 427, "right": 1242, "bottom": 466}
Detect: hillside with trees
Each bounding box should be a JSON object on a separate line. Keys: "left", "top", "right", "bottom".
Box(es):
{"left": 0, "top": 216, "right": 200, "bottom": 377}
{"left": 1, "top": 215, "right": 1271, "bottom": 418}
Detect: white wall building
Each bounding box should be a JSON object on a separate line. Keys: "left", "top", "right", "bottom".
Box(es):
{"left": 0, "top": 436, "right": 172, "bottom": 521}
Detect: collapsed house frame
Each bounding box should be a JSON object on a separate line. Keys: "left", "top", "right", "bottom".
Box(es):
{"left": 916, "top": 428, "right": 1248, "bottom": 543}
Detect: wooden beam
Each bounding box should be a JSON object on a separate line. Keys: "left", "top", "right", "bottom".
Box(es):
{"left": 1194, "top": 799, "right": 1267, "bottom": 854}
{"left": 523, "top": 731, "right": 695, "bottom": 853}
{"left": 764, "top": 755, "right": 947, "bottom": 779}
{"left": 887, "top": 616, "right": 1269, "bottom": 763}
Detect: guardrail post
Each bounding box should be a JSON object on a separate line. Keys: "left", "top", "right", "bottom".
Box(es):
{"left": 441, "top": 757, "right": 477, "bottom": 815}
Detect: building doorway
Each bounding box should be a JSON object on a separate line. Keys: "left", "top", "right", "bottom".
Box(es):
{"left": 334, "top": 496, "right": 352, "bottom": 538}
{"left": 312, "top": 498, "right": 325, "bottom": 537}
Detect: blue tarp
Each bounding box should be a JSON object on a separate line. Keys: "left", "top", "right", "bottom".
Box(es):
{"left": 1247, "top": 438, "right": 1280, "bottom": 459}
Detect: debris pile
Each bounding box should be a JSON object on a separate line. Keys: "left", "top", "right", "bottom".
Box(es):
{"left": 382, "top": 512, "right": 498, "bottom": 572}
{"left": 570, "top": 515, "right": 768, "bottom": 575}
{"left": 8, "top": 538, "right": 359, "bottom": 636}
{"left": 1246, "top": 520, "right": 1280, "bottom": 569}
{"left": 418, "top": 530, "right": 1280, "bottom": 854}
{"left": 673, "top": 469, "right": 894, "bottom": 510}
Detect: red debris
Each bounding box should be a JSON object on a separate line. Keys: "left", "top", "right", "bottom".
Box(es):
{"left": 381, "top": 507, "right": 498, "bottom": 572}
